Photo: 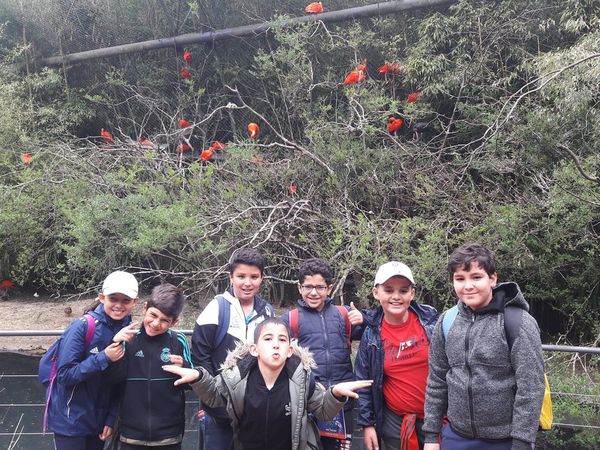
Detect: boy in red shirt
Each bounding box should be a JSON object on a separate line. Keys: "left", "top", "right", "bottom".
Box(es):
{"left": 356, "top": 261, "right": 439, "bottom": 450}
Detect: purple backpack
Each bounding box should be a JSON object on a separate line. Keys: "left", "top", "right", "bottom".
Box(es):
{"left": 38, "top": 314, "right": 96, "bottom": 432}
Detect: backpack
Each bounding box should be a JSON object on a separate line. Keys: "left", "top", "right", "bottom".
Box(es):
{"left": 442, "top": 304, "right": 553, "bottom": 430}
{"left": 289, "top": 305, "right": 352, "bottom": 350}
{"left": 213, "top": 295, "right": 275, "bottom": 348}
{"left": 39, "top": 314, "right": 96, "bottom": 432}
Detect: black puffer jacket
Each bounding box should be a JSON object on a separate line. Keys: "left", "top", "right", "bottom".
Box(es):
{"left": 281, "top": 298, "right": 364, "bottom": 387}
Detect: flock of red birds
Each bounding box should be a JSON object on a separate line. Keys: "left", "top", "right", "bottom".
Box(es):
{"left": 19, "top": 0, "right": 422, "bottom": 199}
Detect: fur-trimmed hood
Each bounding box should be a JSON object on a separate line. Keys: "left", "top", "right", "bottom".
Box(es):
{"left": 220, "top": 341, "right": 317, "bottom": 376}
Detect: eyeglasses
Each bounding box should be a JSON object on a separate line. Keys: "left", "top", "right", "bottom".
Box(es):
{"left": 300, "top": 285, "right": 329, "bottom": 293}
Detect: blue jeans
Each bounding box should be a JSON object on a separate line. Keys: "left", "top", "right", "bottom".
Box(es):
{"left": 441, "top": 424, "right": 533, "bottom": 450}
{"left": 53, "top": 434, "right": 105, "bottom": 450}
{"left": 202, "top": 411, "right": 234, "bottom": 450}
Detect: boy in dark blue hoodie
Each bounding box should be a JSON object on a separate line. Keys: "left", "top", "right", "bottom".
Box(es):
{"left": 46, "top": 271, "right": 138, "bottom": 450}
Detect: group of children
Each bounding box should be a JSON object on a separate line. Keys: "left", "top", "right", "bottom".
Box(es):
{"left": 43, "top": 243, "right": 546, "bottom": 450}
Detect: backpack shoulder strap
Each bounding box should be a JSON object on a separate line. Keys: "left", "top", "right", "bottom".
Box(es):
{"left": 334, "top": 305, "right": 352, "bottom": 349}
{"left": 265, "top": 303, "right": 275, "bottom": 317}
{"left": 43, "top": 314, "right": 95, "bottom": 433}
{"left": 503, "top": 306, "right": 524, "bottom": 351}
{"left": 289, "top": 308, "right": 299, "bottom": 339}
{"left": 83, "top": 314, "right": 96, "bottom": 348}
{"left": 214, "top": 296, "right": 230, "bottom": 349}
{"left": 442, "top": 305, "right": 459, "bottom": 339}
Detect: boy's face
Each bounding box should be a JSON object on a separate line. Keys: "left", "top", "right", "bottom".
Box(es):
{"left": 452, "top": 262, "right": 497, "bottom": 310}
{"left": 250, "top": 323, "right": 293, "bottom": 372}
{"left": 142, "top": 303, "right": 177, "bottom": 337}
{"left": 99, "top": 293, "right": 137, "bottom": 321}
{"left": 229, "top": 263, "right": 263, "bottom": 304}
{"left": 298, "top": 274, "right": 332, "bottom": 311}
{"left": 372, "top": 276, "right": 414, "bottom": 324}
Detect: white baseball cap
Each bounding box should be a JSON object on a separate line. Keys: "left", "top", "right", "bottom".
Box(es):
{"left": 374, "top": 261, "right": 415, "bottom": 286}
{"left": 102, "top": 271, "right": 139, "bottom": 299}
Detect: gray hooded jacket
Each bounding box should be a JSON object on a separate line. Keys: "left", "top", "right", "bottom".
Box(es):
{"left": 191, "top": 342, "right": 345, "bottom": 450}
{"left": 423, "top": 282, "right": 545, "bottom": 449}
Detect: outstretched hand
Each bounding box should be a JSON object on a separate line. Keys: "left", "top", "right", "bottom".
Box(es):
{"left": 348, "top": 302, "right": 363, "bottom": 326}
{"left": 163, "top": 364, "right": 200, "bottom": 386}
{"left": 332, "top": 379, "right": 373, "bottom": 399}
{"left": 113, "top": 322, "right": 139, "bottom": 343}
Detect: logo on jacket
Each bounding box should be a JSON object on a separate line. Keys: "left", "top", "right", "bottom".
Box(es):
{"left": 89, "top": 347, "right": 99, "bottom": 354}
{"left": 160, "top": 347, "right": 171, "bottom": 363}
{"left": 135, "top": 350, "right": 144, "bottom": 358}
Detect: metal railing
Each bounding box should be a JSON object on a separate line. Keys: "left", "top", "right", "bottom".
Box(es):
{"left": 1, "top": 330, "right": 599, "bottom": 449}
{"left": 2, "top": 329, "right": 599, "bottom": 355}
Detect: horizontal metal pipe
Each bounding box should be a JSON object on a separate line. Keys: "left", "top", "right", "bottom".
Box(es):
{"left": 36, "top": 0, "right": 455, "bottom": 67}
{"left": 1, "top": 330, "right": 598, "bottom": 354}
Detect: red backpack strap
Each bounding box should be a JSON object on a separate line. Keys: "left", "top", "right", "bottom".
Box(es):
{"left": 289, "top": 308, "right": 299, "bottom": 339}
{"left": 335, "top": 305, "right": 352, "bottom": 349}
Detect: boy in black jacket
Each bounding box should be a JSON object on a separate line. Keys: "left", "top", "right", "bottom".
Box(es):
{"left": 108, "top": 283, "right": 192, "bottom": 450}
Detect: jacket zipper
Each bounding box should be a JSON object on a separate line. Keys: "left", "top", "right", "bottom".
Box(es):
{"left": 147, "top": 340, "right": 152, "bottom": 440}
{"left": 264, "top": 387, "right": 271, "bottom": 449}
{"left": 466, "top": 314, "right": 477, "bottom": 437}
{"left": 320, "top": 312, "right": 331, "bottom": 383}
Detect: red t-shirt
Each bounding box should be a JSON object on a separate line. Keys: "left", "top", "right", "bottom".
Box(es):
{"left": 381, "top": 310, "right": 430, "bottom": 417}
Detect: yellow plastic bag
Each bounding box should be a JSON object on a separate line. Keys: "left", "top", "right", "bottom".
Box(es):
{"left": 539, "top": 374, "right": 553, "bottom": 430}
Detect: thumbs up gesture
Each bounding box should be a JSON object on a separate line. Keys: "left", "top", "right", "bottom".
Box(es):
{"left": 347, "top": 301, "right": 363, "bottom": 326}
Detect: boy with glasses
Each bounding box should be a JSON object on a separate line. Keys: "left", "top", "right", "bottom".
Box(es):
{"left": 281, "top": 258, "right": 365, "bottom": 450}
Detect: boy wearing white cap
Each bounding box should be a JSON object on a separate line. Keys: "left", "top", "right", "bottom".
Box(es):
{"left": 45, "top": 270, "right": 139, "bottom": 450}
{"left": 355, "top": 262, "right": 439, "bottom": 450}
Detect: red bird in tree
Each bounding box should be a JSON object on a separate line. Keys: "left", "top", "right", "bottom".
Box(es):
{"left": 407, "top": 91, "right": 421, "bottom": 103}
{"left": 305, "top": 2, "right": 323, "bottom": 13}
{"left": 138, "top": 139, "right": 156, "bottom": 149}
{"left": 180, "top": 68, "right": 191, "bottom": 79}
{"left": 100, "top": 128, "right": 114, "bottom": 144}
{"left": 200, "top": 147, "right": 214, "bottom": 161}
{"left": 343, "top": 70, "right": 365, "bottom": 85}
{"left": 178, "top": 119, "right": 191, "bottom": 128}
{"left": 0, "top": 280, "right": 15, "bottom": 289}
{"left": 183, "top": 50, "right": 192, "bottom": 64}
{"left": 343, "top": 60, "right": 367, "bottom": 85}
{"left": 175, "top": 143, "right": 192, "bottom": 153}
{"left": 247, "top": 123, "right": 260, "bottom": 139}
{"left": 287, "top": 182, "right": 298, "bottom": 195}
{"left": 378, "top": 62, "right": 401, "bottom": 75}
{"left": 387, "top": 117, "right": 404, "bottom": 133}
{"left": 211, "top": 141, "right": 227, "bottom": 151}
{"left": 21, "top": 153, "right": 33, "bottom": 165}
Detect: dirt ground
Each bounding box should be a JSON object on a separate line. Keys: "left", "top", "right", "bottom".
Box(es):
{"left": 0, "top": 294, "right": 292, "bottom": 356}
{"left": 0, "top": 294, "right": 204, "bottom": 355}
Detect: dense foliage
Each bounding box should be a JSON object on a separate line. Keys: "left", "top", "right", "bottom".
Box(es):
{"left": 0, "top": 1, "right": 599, "bottom": 347}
